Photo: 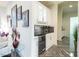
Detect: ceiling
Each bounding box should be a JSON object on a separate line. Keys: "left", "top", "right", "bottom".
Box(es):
{"left": 40, "top": 1, "right": 63, "bottom": 7}
{"left": 40, "top": 1, "right": 78, "bottom": 14}
{"left": 60, "top": 1, "right": 78, "bottom": 14}
{"left": 0, "top": 1, "right": 77, "bottom": 14}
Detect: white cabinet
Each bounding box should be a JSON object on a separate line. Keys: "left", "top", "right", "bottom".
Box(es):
{"left": 32, "top": 2, "right": 48, "bottom": 25}
{"left": 37, "top": 5, "right": 43, "bottom": 23}
{"left": 46, "top": 33, "right": 53, "bottom": 50}
{"left": 37, "top": 4, "right": 47, "bottom": 23}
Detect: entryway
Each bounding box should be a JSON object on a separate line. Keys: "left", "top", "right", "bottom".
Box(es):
{"left": 70, "top": 17, "right": 78, "bottom": 56}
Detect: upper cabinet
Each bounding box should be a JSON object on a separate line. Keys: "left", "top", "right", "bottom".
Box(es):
{"left": 32, "top": 2, "right": 52, "bottom": 26}
{"left": 32, "top": 2, "right": 49, "bottom": 25}
{"left": 37, "top": 4, "right": 47, "bottom": 23}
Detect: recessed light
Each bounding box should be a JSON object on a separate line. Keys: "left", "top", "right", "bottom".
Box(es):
{"left": 69, "top": 5, "right": 73, "bottom": 8}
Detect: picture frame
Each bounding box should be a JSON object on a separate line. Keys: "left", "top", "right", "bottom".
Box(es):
{"left": 22, "top": 10, "right": 29, "bottom": 27}
{"left": 11, "top": 4, "right": 17, "bottom": 28}
{"left": 7, "top": 15, "right": 12, "bottom": 27}
{"left": 17, "top": 6, "right": 22, "bottom": 20}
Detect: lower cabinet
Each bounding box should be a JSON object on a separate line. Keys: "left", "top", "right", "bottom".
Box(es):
{"left": 46, "top": 33, "right": 53, "bottom": 50}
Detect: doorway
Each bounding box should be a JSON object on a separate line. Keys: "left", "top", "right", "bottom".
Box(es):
{"left": 70, "top": 17, "right": 78, "bottom": 56}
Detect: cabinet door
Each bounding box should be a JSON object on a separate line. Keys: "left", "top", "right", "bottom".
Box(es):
{"left": 50, "top": 33, "right": 53, "bottom": 40}
{"left": 37, "top": 3, "right": 47, "bottom": 24}
{"left": 50, "top": 33, "right": 57, "bottom": 45}
{"left": 46, "top": 33, "right": 54, "bottom": 50}
{"left": 38, "top": 5, "right": 43, "bottom": 23}
{"left": 43, "top": 7, "right": 47, "bottom": 23}
{"left": 46, "top": 34, "right": 50, "bottom": 50}
{"left": 46, "top": 8, "right": 52, "bottom": 26}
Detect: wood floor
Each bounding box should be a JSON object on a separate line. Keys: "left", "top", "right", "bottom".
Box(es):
{"left": 40, "top": 38, "right": 70, "bottom": 57}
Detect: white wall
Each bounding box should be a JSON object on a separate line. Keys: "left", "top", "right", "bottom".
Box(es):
{"left": 57, "top": 5, "right": 63, "bottom": 41}
{"left": 0, "top": 6, "right": 8, "bottom": 32}
{"left": 7, "top": 1, "right": 33, "bottom": 57}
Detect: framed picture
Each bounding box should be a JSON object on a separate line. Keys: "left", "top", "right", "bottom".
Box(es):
{"left": 22, "top": 10, "right": 29, "bottom": 27}
{"left": 10, "top": 19, "right": 12, "bottom": 27}
{"left": 17, "top": 6, "right": 22, "bottom": 20}
{"left": 11, "top": 4, "right": 17, "bottom": 28}
{"left": 7, "top": 15, "right": 12, "bottom": 27}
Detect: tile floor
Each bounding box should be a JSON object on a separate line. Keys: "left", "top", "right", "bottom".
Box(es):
{"left": 40, "top": 38, "right": 70, "bottom": 57}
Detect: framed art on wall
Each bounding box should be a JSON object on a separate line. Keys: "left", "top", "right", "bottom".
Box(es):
{"left": 7, "top": 15, "right": 12, "bottom": 27}
{"left": 11, "top": 4, "right": 17, "bottom": 28}
{"left": 22, "top": 10, "right": 29, "bottom": 27}
{"left": 17, "top": 6, "right": 22, "bottom": 20}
